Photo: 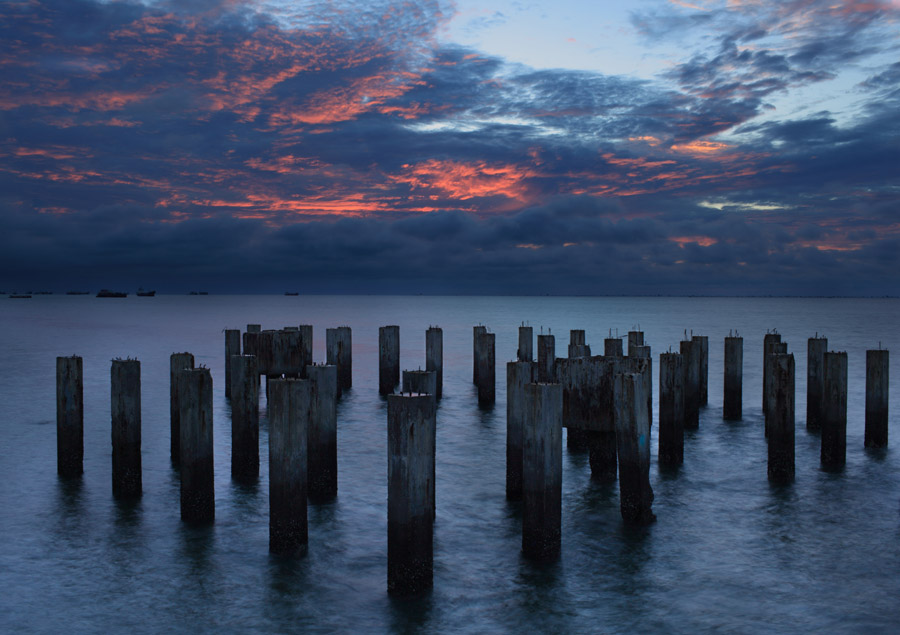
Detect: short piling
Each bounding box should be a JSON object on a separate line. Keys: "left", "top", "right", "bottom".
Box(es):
{"left": 865, "top": 349, "right": 889, "bottom": 448}
{"left": 506, "top": 361, "right": 535, "bottom": 500}
{"left": 658, "top": 352, "right": 684, "bottom": 467}
{"left": 807, "top": 336, "right": 828, "bottom": 431}
{"left": 476, "top": 331, "right": 496, "bottom": 405}
{"left": 269, "top": 378, "right": 310, "bottom": 555}
{"left": 230, "top": 354, "right": 259, "bottom": 482}
{"left": 692, "top": 335, "right": 708, "bottom": 406}
{"left": 224, "top": 329, "right": 240, "bottom": 398}
{"left": 402, "top": 369, "right": 437, "bottom": 397}
{"left": 473, "top": 325, "right": 487, "bottom": 384}
{"left": 518, "top": 326, "right": 533, "bottom": 362}
{"left": 247, "top": 324, "right": 261, "bottom": 333}
{"left": 614, "top": 372, "right": 655, "bottom": 525}
{"left": 56, "top": 355, "right": 83, "bottom": 478}
{"left": 681, "top": 339, "right": 700, "bottom": 429}
{"left": 821, "top": 351, "right": 848, "bottom": 470}
{"left": 326, "top": 326, "right": 352, "bottom": 396}
{"left": 178, "top": 367, "right": 214, "bottom": 523}
{"left": 169, "top": 352, "right": 194, "bottom": 465}
{"left": 379, "top": 325, "right": 400, "bottom": 395}
{"left": 627, "top": 331, "right": 644, "bottom": 355}
{"left": 537, "top": 333, "right": 556, "bottom": 383}
{"left": 767, "top": 353, "right": 795, "bottom": 483}
{"left": 568, "top": 330, "right": 590, "bottom": 358}
{"left": 426, "top": 327, "right": 443, "bottom": 400}
{"left": 723, "top": 336, "right": 743, "bottom": 420}
{"left": 605, "top": 337, "right": 624, "bottom": 358}
{"left": 307, "top": 365, "right": 338, "bottom": 502}
{"left": 522, "top": 382, "right": 563, "bottom": 560}
{"left": 387, "top": 393, "right": 435, "bottom": 595}
{"left": 111, "top": 359, "right": 141, "bottom": 498}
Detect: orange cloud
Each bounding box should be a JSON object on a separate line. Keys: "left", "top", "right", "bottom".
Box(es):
{"left": 390, "top": 159, "right": 538, "bottom": 203}
{"left": 670, "top": 235, "right": 718, "bottom": 247}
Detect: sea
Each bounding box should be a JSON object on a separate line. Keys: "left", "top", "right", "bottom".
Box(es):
{"left": 0, "top": 295, "right": 897, "bottom": 633}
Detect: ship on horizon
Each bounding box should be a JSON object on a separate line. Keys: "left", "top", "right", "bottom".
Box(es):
{"left": 96, "top": 289, "right": 127, "bottom": 298}
{"left": 137, "top": 288, "right": 156, "bottom": 296}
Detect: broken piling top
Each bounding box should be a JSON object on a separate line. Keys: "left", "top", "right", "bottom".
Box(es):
{"left": 56, "top": 355, "right": 83, "bottom": 478}
{"left": 402, "top": 369, "right": 437, "bottom": 398}
{"left": 569, "top": 329, "right": 586, "bottom": 346}
{"left": 604, "top": 337, "right": 623, "bottom": 358}
{"left": 865, "top": 349, "right": 889, "bottom": 448}
{"left": 627, "top": 330, "right": 644, "bottom": 355}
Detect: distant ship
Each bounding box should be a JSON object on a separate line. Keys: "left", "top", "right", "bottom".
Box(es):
{"left": 9, "top": 294, "right": 31, "bottom": 299}
{"left": 136, "top": 288, "right": 156, "bottom": 297}
{"left": 66, "top": 291, "right": 90, "bottom": 295}
{"left": 96, "top": 289, "right": 127, "bottom": 298}
{"left": 285, "top": 292, "right": 299, "bottom": 296}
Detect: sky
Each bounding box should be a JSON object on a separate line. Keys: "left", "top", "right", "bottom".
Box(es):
{"left": 1, "top": 0, "right": 898, "bottom": 295}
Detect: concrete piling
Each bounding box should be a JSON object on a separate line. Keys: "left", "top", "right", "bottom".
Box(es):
{"left": 473, "top": 326, "right": 487, "bottom": 384}
{"left": 307, "top": 365, "right": 338, "bottom": 502}
{"left": 326, "top": 327, "right": 352, "bottom": 396}
{"left": 724, "top": 336, "right": 743, "bottom": 420}
{"left": 224, "top": 329, "right": 240, "bottom": 398}
{"left": 628, "top": 345, "right": 652, "bottom": 432}
{"left": 658, "top": 352, "right": 684, "bottom": 467}
{"left": 680, "top": 339, "right": 700, "bottom": 429}
{"left": 765, "top": 341, "right": 788, "bottom": 438}
{"left": 865, "top": 349, "right": 889, "bottom": 448}
{"left": 506, "top": 361, "right": 535, "bottom": 500}
{"left": 387, "top": 393, "right": 435, "bottom": 596}
{"left": 169, "top": 352, "right": 194, "bottom": 466}
{"left": 604, "top": 337, "right": 624, "bottom": 358}
{"left": 269, "top": 378, "right": 310, "bottom": 555}
{"left": 566, "top": 331, "right": 590, "bottom": 450}
{"left": 821, "top": 351, "right": 848, "bottom": 470}
{"left": 614, "top": 372, "right": 655, "bottom": 525}
{"left": 522, "top": 382, "right": 563, "bottom": 561}
{"left": 762, "top": 333, "right": 782, "bottom": 413}
{"left": 537, "top": 333, "right": 556, "bottom": 383}
{"left": 627, "top": 331, "right": 644, "bottom": 355}
{"left": 230, "top": 354, "right": 259, "bottom": 482}
{"left": 299, "top": 325, "right": 313, "bottom": 379}
{"left": 518, "top": 326, "right": 533, "bottom": 362}
{"left": 807, "top": 336, "right": 828, "bottom": 432}
{"left": 178, "top": 367, "right": 214, "bottom": 523}
{"left": 475, "top": 331, "right": 496, "bottom": 405}
{"left": 568, "top": 330, "right": 590, "bottom": 358}
{"left": 402, "top": 369, "right": 437, "bottom": 397}
{"left": 426, "top": 327, "right": 443, "bottom": 400}
{"left": 247, "top": 324, "right": 261, "bottom": 333}
{"left": 379, "top": 325, "right": 400, "bottom": 395}
{"left": 692, "top": 335, "right": 708, "bottom": 406}
{"left": 56, "top": 355, "right": 83, "bottom": 478}
{"left": 111, "top": 359, "right": 141, "bottom": 499}
{"left": 767, "top": 353, "right": 795, "bottom": 483}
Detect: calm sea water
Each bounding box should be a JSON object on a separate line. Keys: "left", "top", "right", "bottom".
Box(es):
{"left": 0, "top": 295, "right": 897, "bottom": 633}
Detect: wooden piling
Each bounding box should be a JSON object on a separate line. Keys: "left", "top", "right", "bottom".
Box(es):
{"left": 762, "top": 333, "right": 782, "bottom": 413}
{"left": 269, "top": 378, "right": 310, "bottom": 554}
{"left": 506, "top": 361, "right": 535, "bottom": 500}
{"left": 56, "top": 355, "right": 83, "bottom": 478}
{"left": 224, "top": 329, "right": 240, "bottom": 398}
{"left": 628, "top": 345, "right": 652, "bottom": 432}
{"left": 326, "top": 326, "right": 352, "bottom": 396}
{"left": 522, "top": 382, "right": 563, "bottom": 560}
{"left": 111, "top": 359, "right": 141, "bottom": 498}
{"left": 307, "top": 364, "right": 338, "bottom": 502}
{"left": 518, "top": 326, "right": 533, "bottom": 362}
{"left": 767, "top": 353, "right": 795, "bottom": 483}
{"left": 178, "top": 367, "right": 214, "bottom": 523}
{"left": 807, "top": 336, "right": 828, "bottom": 431}
{"left": 614, "top": 372, "right": 655, "bottom": 525}
{"left": 658, "top": 352, "right": 684, "bottom": 467}
{"left": 475, "top": 331, "right": 496, "bottom": 405}
{"left": 537, "top": 333, "right": 556, "bottom": 383}
{"left": 379, "top": 325, "right": 400, "bottom": 395}
{"left": 402, "top": 369, "right": 437, "bottom": 397}
{"left": 765, "top": 341, "right": 788, "bottom": 438}
{"left": 821, "top": 351, "right": 848, "bottom": 470}
{"left": 169, "top": 352, "right": 194, "bottom": 466}
{"left": 298, "top": 325, "right": 313, "bottom": 379}
{"left": 724, "top": 336, "right": 743, "bottom": 420}
{"left": 230, "top": 354, "right": 259, "bottom": 482}
{"left": 426, "top": 327, "right": 443, "bottom": 400}
{"left": 865, "top": 349, "right": 889, "bottom": 448}
{"left": 691, "top": 335, "right": 708, "bottom": 406}
{"left": 473, "top": 325, "right": 487, "bottom": 384}
{"left": 680, "top": 339, "right": 700, "bottom": 429}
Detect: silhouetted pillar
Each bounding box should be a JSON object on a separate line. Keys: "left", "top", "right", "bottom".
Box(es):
{"left": 807, "top": 336, "right": 827, "bottom": 431}
{"left": 179, "top": 367, "right": 214, "bottom": 523}
{"left": 659, "top": 352, "right": 684, "bottom": 467}
{"left": 169, "top": 352, "right": 194, "bottom": 465}
{"left": 506, "top": 361, "right": 535, "bottom": 500}
{"left": 299, "top": 325, "right": 313, "bottom": 379}
{"left": 865, "top": 349, "right": 889, "bottom": 448}
{"left": 724, "top": 336, "right": 743, "bottom": 420}
{"left": 224, "top": 329, "right": 240, "bottom": 398}
{"left": 605, "top": 337, "right": 623, "bottom": 358}
{"left": 269, "top": 378, "right": 309, "bottom": 555}
{"left": 230, "top": 354, "right": 259, "bottom": 482}
{"left": 767, "top": 353, "right": 795, "bottom": 483}
{"left": 568, "top": 330, "right": 590, "bottom": 358}
{"left": 56, "top": 355, "right": 83, "bottom": 478}
{"left": 307, "top": 364, "right": 337, "bottom": 502}
{"left": 627, "top": 331, "right": 644, "bottom": 355}
{"left": 402, "top": 369, "right": 437, "bottom": 397}
{"left": 762, "top": 332, "right": 782, "bottom": 412}
{"left": 691, "top": 335, "right": 708, "bottom": 406}
{"left": 387, "top": 393, "right": 435, "bottom": 596}
{"left": 518, "top": 326, "right": 533, "bottom": 362}
{"left": 537, "top": 333, "right": 556, "bottom": 383}
{"left": 522, "top": 382, "right": 562, "bottom": 560}
{"left": 326, "top": 326, "right": 352, "bottom": 396}
{"left": 681, "top": 339, "right": 700, "bottom": 428}
{"left": 821, "top": 351, "right": 848, "bottom": 470}
{"left": 473, "top": 325, "right": 487, "bottom": 384}
{"left": 765, "top": 341, "right": 788, "bottom": 438}
{"left": 379, "top": 325, "right": 400, "bottom": 395}
{"left": 476, "top": 331, "right": 496, "bottom": 405}
{"left": 247, "top": 324, "right": 261, "bottom": 333}
{"left": 111, "top": 359, "right": 141, "bottom": 499}
{"left": 426, "top": 327, "right": 443, "bottom": 400}
{"left": 629, "top": 345, "right": 652, "bottom": 432}
{"left": 615, "top": 372, "right": 655, "bottom": 525}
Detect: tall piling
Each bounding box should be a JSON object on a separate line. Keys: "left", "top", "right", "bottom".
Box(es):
{"left": 379, "top": 325, "right": 400, "bottom": 395}
{"left": 307, "top": 364, "right": 338, "bottom": 502}
{"left": 537, "top": 333, "right": 556, "bottom": 383}
{"left": 629, "top": 345, "right": 652, "bottom": 432}
{"left": 724, "top": 336, "right": 743, "bottom": 420}
{"left": 681, "top": 339, "right": 700, "bottom": 429}
{"left": 566, "top": 332, "right": 590, "bottom": 450}
{"left": 807, "top": 336, "right": 828, "bottom": 432}
{"left": 326, "top": 326, "right": 352, "bottom": 396}
{"left": 269, "top": 378, "right": 310, "bottom": 555}
{"left": 224, "top": 329, "right": 240, "bottom": 398}
{"left": 426, "top": 327, "right": 443, "bottom": 400}
{"left": 111, "top": 359, "right": 141, "bottom": 498}
{"left": 473, "top": 325, "right": 487, "bottom": 384}
{"left": 659, "top": 352, "right": 684, "bottom": 467}
{"left": 627, "top": 331, "right": 644, "bottom": 355}
{"left": 475, "top": 331, "right": 496, "bottom": 405}
{"left": 298, "top": 325, "right": 313, "bottom": 379}
{"left": 506, "top": 361, "right": 535, "bottom": 500}
{"left": 522, "top": 382, "right": 563, "bottom": 561}
{"left": 605, "top": 337, "right": 624, "bottom": 358}
{"left": 614, "top": 372, "right": 655, "bottom": 525}
{"left": 762, "top": 333, "right": 782, "bottom": 413}
{"left": 692, "top": 335, "right": 708, "bottom": 406}
{"left": 230, "top": 354, "right": 259, "bottom": 482}
{"left": 765, "top": 341, "right": 788, "bottom": 438}
{"left": 865, "top": 349, "right": 889, "bottom": 448}
{"left": 169, "top": 352, "right": 194, "bottom": 466}
{"left": 178, "top": 368, "right": 214, "bottom": 523}
{"left": 767, "top": 353, "right": 795, "bottom": 483}
{"left": 518, "top": 326, "right": 533, "bottom": 362}
{"left": 821, "top": 351, "right": 848, "bottom": 470}
{"left": 56, "top": 355, "right": 83, "bottom": 478}
{"left": 387, "top": 393, "right": 435, "bottom": 596}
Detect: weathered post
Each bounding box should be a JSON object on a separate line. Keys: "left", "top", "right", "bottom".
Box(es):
{"left": 224, "top": 329, "right": 240, "bottom": 398}
{"left": 566, "top": 332, "right": 590, "bottom": 450}
{"left": 723, "top": 336, "right": 743, "bottom": 420}
{"left": 298, "top": 325, "right": 313, "bottom": 379}
{"left": 629, "top": 345, "right": 652, "bottom": 432}
{"left": 865, "top": 349, "right": 889, "bottom": 448}
{"left": 767, "top": 353, "right": 795, "bottom": 483}
{"left": 518, "top": 325, "right": 533, "bottom": 362}
{"left": 506, "top": 361, "right": 535, "bottom": 500}
{"left": 691, "top": 335, "right": 708, "bottom": 406}
{"left": 379, "top": 325, "right": 400, "bottom": 395}
{"left": 627, "top": 331, "right": 644, "bottom": 355}
{"left": 259, "top": 330, "right": 277, "bottom": 399}
{"left": 387, "top": 393, "right": 435, "bottom": 596}
{"left": 111, "top": 359, "right": 141, "bottom": 498}
{"left": 680, "top": 339, "right": 700, "bottom": 429}
{"left": 178, "top": 367, "right": 214, "bottom": 523}
{"left": 605, "top": 337, "right": 624, "bottom": 358}
{"left": 821, "top": 351, "right": 848, "bottom": 470}
{"left": 242, "top": 330, "right": 260, "bottom": 388}
{"left": 614, "top": 372, "right": 655, "bottom": 525}
{"left": 556, "top": 356, "right": 617, "bottom": 478}
{"left": 522, "top": 382, "right": 563, "bottom": 560}
{"left": 807, "top": 336, "right": 828, "bottom": 432}
{"left": 537, "top": 333, "right": 556, "bottom": 383}
{"left": 476, "top": 331, "right": 496, "bottom": 405}
{"left": 307, "top": 364, "right": 338, "bottom": 502}
{"left": 762, "top": 332, "right": 782, "bottom": 412}
{"left": 426, "top": 327, "right": 443, "bottom": 400}
{"left": 473, "top": 325, "right": 487, "bottom": 384}
{"left": 568, "top": 330, "right": 590, "bottom": 358}
{"left": 169, "top": 352, "right": 194, "bottom": 465}
{"left": 269, "top": 378, "right": 310, "bottom": 555}
{"left": 230, "top": 354, "right": 259, "bottom": 482}
{"left": 56, "top": 355, "right": 83, "bottom": 478}
{"left": 247, "top": 324, "right": 261, "bottom": 333}
{"left": 402, "top": 369, "right": 437, "bottom": 397}
{"left": 326, "top": 326, "right": 352, "bottom": 396}
{"left": 658, "top": 352, "right": 684, "bottom": 467}
{"left": 765, "top": 341, "right": 788, "bottom": 438}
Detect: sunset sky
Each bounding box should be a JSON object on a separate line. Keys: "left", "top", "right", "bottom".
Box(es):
{"left": 2, "top": 0, "right": 898, "bottom": 295}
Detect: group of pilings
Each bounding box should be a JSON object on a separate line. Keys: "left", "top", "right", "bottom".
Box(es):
{"left": 378, "top": 325, "right": 444, "bottom": 399}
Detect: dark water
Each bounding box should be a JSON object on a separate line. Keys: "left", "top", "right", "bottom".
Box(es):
{"left": 1, "top": 295, "right": 898, "bottom": 633}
